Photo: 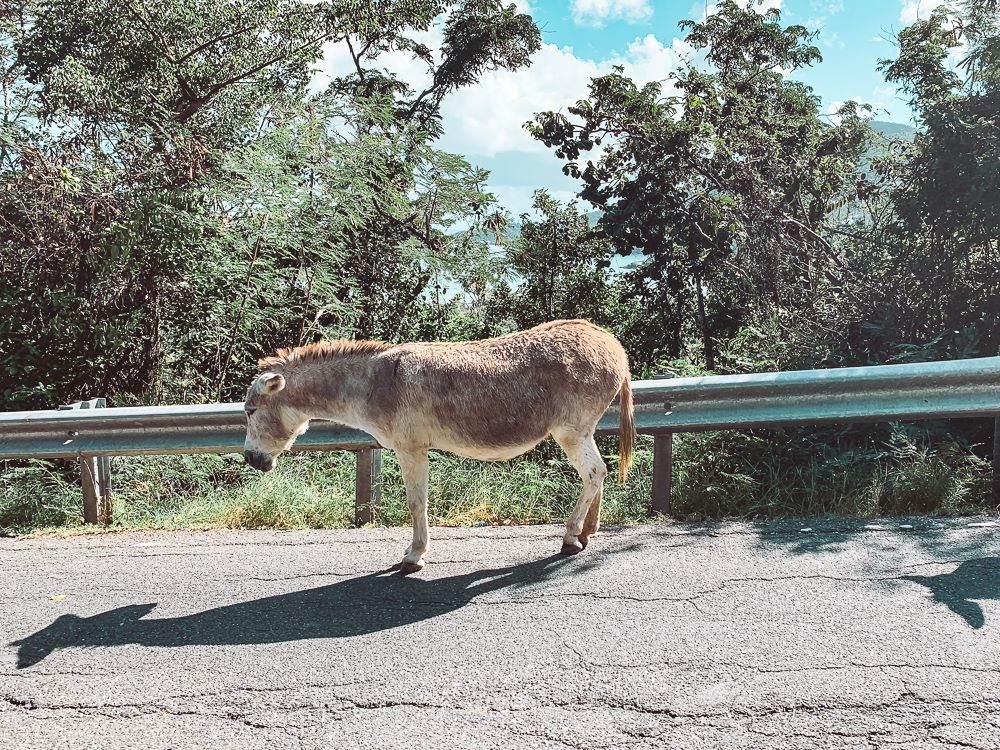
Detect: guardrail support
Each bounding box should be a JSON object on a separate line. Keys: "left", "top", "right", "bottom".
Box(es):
{"left": 650, "top": 433, "right": 673, "bottom": 515}
{"left": 354, "top": 448, "right": 382, "bottom": 526}
{"left": 57, "top": 398, "right": 112, "bottom": 525}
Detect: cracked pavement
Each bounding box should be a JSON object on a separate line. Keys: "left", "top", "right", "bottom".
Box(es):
{"left": 2, "top": 518, "right": 1000, "bottom": 749}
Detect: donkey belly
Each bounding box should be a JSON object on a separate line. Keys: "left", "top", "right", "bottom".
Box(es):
{"left": 435, "top": 437, "right": 542, "bottom": 462}
{"left": 428, "top": 410, "right": 551, "bottom": 462}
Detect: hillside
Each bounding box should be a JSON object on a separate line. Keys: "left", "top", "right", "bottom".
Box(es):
{"left": 871, "top": 120, "right": 918, "bottom": 141}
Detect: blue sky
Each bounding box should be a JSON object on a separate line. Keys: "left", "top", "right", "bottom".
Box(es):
{"left": 317, "top": 0, "right": 944, "bottom": 215}
{"left": 530, "top": 0, "right": 918, "bottom": 121}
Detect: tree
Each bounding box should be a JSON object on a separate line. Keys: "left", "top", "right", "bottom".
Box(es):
{"left": 529, "top": 1, "right": 871, "bottom": 370}
{"left": 0, "top": 1, "right": 541, "bottom": 408}
{"left": 880, "top": 1, "right": 1000, "bottom": 248}
{"left": 857, "top": 0, "right": 1000, "bottom": 363}
{"left": 505, "top": 190, "right": 617, "bottom": 330}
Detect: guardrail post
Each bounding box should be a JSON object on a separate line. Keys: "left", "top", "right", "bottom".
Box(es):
{"left": 354, "top": 447, "right": 382, "bottom": 526}
{"left": 993, "top": 418, "right": 1000, "bottom": 506}
{"left": 650, "top": 432, "right": 673, "bottom": 515}
{"left": 57, "top": 398, "right": 112, "bottom": 525}
{"left": 648, "top": 374, "right": 675, "bottom": 516}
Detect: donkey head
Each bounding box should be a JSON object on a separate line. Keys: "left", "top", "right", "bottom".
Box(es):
{"left": 243, "top": 372, "right": 310, "bottom": 472}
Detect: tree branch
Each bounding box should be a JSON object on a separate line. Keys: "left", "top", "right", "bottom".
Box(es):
{"left": 176, "top": 24, "right": 261, "bottom": 65}
{"left": 122, "top": 0, "right": 177, "bottom": 63}
{"left": 176, "top": 32, "right": 337, "bottom": 123}
{"left": 345, "top": 35, "right": 367, "bottom": 81}
{"left": 781, "top": 215, "right": 849, "bottom": 270}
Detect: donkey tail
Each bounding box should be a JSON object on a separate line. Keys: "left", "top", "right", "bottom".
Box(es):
{"left": 618, "top": 376, "right": 636, "bottom": 484}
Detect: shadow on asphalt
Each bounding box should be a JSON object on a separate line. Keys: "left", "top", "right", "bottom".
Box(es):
{"left": 709, "top": 519, "right": 1000, "bottom": 629}
{"left": 749, "top": 521, "right": 1000, "bottom": 628}
{"left": 901, "top": 557, "right": 1000, "bottom": 629}
{"left": 11, "top": 553, "right": 590, "bottom": 669}
{"left": 750, "top": 519, "right": 997, "bottom": 562}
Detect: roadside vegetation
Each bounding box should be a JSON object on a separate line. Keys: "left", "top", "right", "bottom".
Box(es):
{"left": 1, "top": 427, "right": 990, "bottom": 536}
{"left": 1, "top": 1, "right": 998, "bottom": 533}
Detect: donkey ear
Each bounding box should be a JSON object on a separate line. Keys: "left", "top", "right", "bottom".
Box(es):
{"left": 256, "top": 372, "right": 286, "bottom": 395}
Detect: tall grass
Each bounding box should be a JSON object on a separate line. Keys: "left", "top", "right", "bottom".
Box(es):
{"left": 0, "top": 427, "right": 993, "bottom": 536}
{"left": 671, "top": 426, "right": 993, "bottom": 520}
{"left": 0, "top": 445, "right": 651, "bottom": 535}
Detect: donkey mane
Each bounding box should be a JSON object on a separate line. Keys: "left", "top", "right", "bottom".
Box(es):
{"left": 258, "top": 339, "right": 393, "bottom": 370}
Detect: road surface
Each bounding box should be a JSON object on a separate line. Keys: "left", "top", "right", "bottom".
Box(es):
{"left": 2, "top": 518, "right": 1000, "bottom": 749}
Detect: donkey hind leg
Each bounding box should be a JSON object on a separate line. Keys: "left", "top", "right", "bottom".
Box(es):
{"left": 553, "top": 431, "right": 607, "bottom": 556}
{"left": 582, "top": 481, "right": 604, "bottom": 543}
{"left": 397, "top": 448, "right": 430, "bottom": 575}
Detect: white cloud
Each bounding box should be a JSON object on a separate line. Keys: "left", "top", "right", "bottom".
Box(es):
{"left": 814, "top": 0, "right": 844, "bottom": 13}
{"left": 443, "top": 34, "right": 694, "bottom": 157}
{"left": 312, "top": 21, "right": 442, "bottom": 96}
{"left": 826, "top": 96, "right": 876, "bottom": 124}
{"left": 818, "top": 29, "right": 844, "bottom": 49}
{"left": 899, "top": 0, "right": 946, "bottom": 24}
{"left": 315, "top": 22, "right": 691, "bottom": 159}
{"left": 621, "top": 34, "right": 693, "bottom": 93}
{"left": 438, "top": 44, "right": 599, "bottom": 157}
{"left": 896, "top": 1, "right": 968, "bottom": 68}
{"left": 311, "top": 14, "right": 694, "bottom": 212}
{"left": 571, "top": 0, "right": 653, "bottom": 27}
{"left": 443, "top": 36, "right": 691, "bottom": 157}
{"left": 869, "top": 84, "right": 914, "bottom": 123}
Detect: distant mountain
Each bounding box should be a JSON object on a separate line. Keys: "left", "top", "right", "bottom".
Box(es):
{"left": 870, "top": 120, "right": 918, "bottom": 141}
{"left": 856, "top": 120, "right": 918, "bottom": 186}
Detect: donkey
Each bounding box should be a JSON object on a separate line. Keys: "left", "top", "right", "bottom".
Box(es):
{"left": 243, "top": 319, "right": 635, "bottom": 574}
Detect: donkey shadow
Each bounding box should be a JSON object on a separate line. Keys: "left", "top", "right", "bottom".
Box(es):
{"left": 12, "top": 554, "right": 582, "bottom": 669}
{"left": 902, "top": 557, "right": 1000, "bottom": 629}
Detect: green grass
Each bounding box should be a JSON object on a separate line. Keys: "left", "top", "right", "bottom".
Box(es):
{"left": 0, "top": 443, "right": 652, "bottom": 536}
{"left": 0, "top": 430, "right": 994, "bottom": 536}
{"left": 670, "top": 429, "right": 994, "bottom": 520}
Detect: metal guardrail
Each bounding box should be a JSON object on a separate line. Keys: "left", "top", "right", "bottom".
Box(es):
{"left": 2, "top": 357, "right": 1000, "bottom": 524}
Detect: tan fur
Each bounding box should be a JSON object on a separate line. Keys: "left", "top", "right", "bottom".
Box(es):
{"left": 243, "top": 320, "right": 635, "bottom": 567}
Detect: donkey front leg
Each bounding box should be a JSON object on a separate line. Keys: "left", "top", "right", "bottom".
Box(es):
{"left": 397, "top": 448, "right": 430, "bottom": 575}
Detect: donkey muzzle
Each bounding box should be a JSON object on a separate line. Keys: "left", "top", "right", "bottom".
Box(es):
{"left": 244, "top": 450, "right": 275, "bottom": 473}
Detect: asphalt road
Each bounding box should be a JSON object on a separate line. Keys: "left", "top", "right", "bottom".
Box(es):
{"left": 2, "top": 518, "right": 1000, "bottom": 749}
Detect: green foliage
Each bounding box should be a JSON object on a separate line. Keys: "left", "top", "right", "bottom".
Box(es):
{"left": 847, "top": 0, "right": 1000, "bottom": 365}
{"left": 0, "top": 448, "right": 652, "bottom": 535}
{"left": 0, "top": 462, "right": 82, "bottom": 530}
{"left": 530, "top": 0, "right": 873, "bottom": 371}
{"left": 879, "top": 1, "right": 999, "bottom": 246}
{"left": 672, "top": 426, "right": 990, "bottom": 520}
{"left": 20, "top": 0, "right": 323, "bottom": 131}
{"left": 0, "top": 0, "right": 540, "bottom": 408}
{"left": 501, "top": 190, "right": 621, "bottom": 330}
{"left": 2, "top": 431, "right": 991, "bottom": 536}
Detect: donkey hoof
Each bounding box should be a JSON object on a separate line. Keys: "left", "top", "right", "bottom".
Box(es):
{"left": 560, "top": 540, "right": 584, "bottom": 556}
{"left": 400, "top": 559, "right": 426, "bottom": 575}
